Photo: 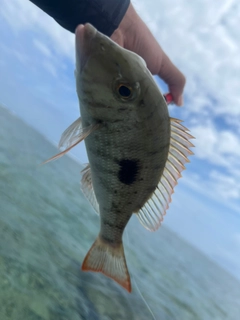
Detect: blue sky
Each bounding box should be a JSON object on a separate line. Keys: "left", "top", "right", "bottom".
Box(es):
{"left": 0, "top": 0, "right": 240, "bottom": 280}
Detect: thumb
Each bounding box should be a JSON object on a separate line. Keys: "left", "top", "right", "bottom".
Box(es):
{"left": 158, "top": 53, "right": 186, "bottom": 106}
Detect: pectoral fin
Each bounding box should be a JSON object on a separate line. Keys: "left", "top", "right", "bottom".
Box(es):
{"left": 42, "top": 118, "right": 99, "bottom": 164}
{"left": 58, "top": 117, "right": 83, "bottom": 148}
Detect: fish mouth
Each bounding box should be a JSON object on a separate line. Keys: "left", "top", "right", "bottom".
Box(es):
{"left": 75, "top": 23, "right": 97, "bottom": 73}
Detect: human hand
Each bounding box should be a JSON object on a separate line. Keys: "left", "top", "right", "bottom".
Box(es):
{"left": 111, "top": 3, "right": 185, "bottom": 106}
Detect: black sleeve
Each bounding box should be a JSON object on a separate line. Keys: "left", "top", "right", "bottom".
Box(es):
{"left": 29, "top": 0, "right": 130, "bottom": 36}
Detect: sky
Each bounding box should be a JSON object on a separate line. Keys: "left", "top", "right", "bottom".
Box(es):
{"left": 0, "top": 0, "right": 239, "bottom": 280}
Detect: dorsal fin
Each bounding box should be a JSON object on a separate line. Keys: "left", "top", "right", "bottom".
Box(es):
{"left": 80, "top": 164, "right": 99, "bottom": 214}
{"left": 137, "top": 118, "right": 194, "bottom": 231}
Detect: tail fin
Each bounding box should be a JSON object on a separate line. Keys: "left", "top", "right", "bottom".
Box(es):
{"left": 82, "top": 236, "right": 131, "bottom": 292}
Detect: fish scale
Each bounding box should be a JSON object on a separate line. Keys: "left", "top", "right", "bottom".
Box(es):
{"left": 44, "top": 23, "right": 194, "bottom": 293}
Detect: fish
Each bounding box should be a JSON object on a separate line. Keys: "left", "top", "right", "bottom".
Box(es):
{"left": 44, "top": 23, "right": 194, "bottom": 293}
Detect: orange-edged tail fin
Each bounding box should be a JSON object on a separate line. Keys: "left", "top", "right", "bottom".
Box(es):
{"left": 82, "top": 236, "right": 131, "bottom": 293}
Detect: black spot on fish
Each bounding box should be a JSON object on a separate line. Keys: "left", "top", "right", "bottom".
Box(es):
{"left": 118, "top": 159, "right": 139, "bottom": 185}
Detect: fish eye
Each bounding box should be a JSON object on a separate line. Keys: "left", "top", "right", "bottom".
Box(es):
{"left": 117, "top": 84, "right": 132, "bottom": 99}
{"left": 114, "top": 80, "right": 140, "bottom": 102}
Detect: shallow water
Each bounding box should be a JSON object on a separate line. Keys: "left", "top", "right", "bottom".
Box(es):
{"left": 0, "top": 106, "right": 240, "bottom": 320}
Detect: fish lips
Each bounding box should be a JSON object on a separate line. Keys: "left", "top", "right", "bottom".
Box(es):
{"left": 75, "top": 23, "right": 97, "bottom": 73}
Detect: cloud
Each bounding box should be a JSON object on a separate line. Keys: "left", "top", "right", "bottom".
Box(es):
{"left": 1, "top": 0, "right": 74, "bottom": 60}
{"left": 136, "top": 0, "right": 240, "bottom": 118}
{"left": 210, "top": 0, "right": 236, "bottom": 25}
{"left": 192, "top": 122, "right": 240, "bottom": 167}
{"left": 42, "top": 60, "right": 57, "bottom": 77}
{"left": 210, "top": 171, "right": 240, "bottom": 200}
{"left": 33, "top": 39, "right": 52, "bottom": 58}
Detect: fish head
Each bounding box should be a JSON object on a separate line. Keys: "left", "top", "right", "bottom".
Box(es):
{"left": 75, "top": 24, "right": 152, "bottom": 121}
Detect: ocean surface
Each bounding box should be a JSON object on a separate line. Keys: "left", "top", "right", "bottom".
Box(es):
{"left": 0, "top": 105, "right": 240, "bottom": 320}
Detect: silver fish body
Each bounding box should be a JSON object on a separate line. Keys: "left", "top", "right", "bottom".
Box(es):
{"left": 45, "top": 24, "right": 194, "bottom": 292}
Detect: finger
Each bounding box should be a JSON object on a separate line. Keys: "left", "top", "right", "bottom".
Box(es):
{"left": 110, "top": 29, "right": 124, "bottom": 47}
{"left": 158, "top": 53, "right": 186, "bottom": 106}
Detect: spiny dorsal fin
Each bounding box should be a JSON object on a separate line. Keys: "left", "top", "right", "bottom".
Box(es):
{"left": 137, "top": 118, "right": 194, "bottom": 231}
{"left": 42, "top": 118, "right": 100, "bottom": 164}
{"left": 81, "top": 164, "right": 99, "bottom": 214}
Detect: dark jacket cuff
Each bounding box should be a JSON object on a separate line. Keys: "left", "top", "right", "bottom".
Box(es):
{"left": 30, "top": 0, "right": 130, "bottom": 36}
